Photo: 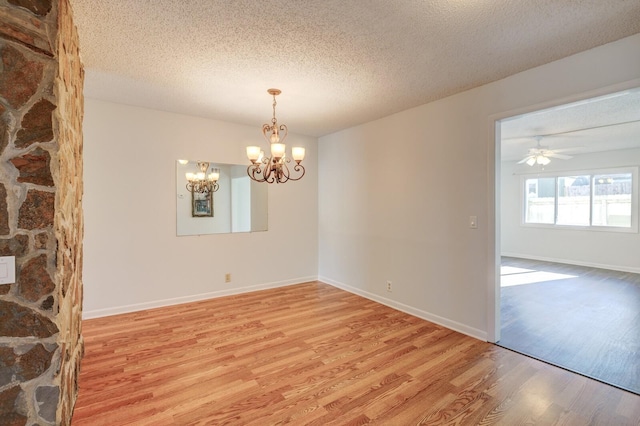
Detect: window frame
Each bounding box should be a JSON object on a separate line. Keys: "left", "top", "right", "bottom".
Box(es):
{"left": 520, "top": 166, "right": 638, "bottom": 233}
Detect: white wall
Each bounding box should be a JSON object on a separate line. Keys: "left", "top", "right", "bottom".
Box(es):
{"left": 501, "top": 148, "right": 640, "bottom": 272}
{"left": 318, "top": 34, "right": 640, "bottom": 341}
{"left": 83, "top": 99, "right": 318, "bottom": 317}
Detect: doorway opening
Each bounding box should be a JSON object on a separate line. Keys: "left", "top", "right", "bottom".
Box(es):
{"left": 494, "top": 86, "right": 640, "bottom": 394}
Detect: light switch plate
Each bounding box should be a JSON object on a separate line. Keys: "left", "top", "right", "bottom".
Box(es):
{"left": 469, "top": 216, "right": 478, "bottom": 229}
{"left": 0, "top": 256, "right": 16, "bottom": 285}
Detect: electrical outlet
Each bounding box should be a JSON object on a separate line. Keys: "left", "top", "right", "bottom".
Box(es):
{"left": 386, "top": 281, "right": 392, "bottom": 292}
{"left": 225, "top": 273, "right": 231, "bottom": 283}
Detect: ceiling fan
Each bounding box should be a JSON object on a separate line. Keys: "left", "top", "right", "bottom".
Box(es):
{"left": 517, "top": 137, "right": 573, "bottom": 166}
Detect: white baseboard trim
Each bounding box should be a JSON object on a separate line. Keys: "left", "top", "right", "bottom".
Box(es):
{"left": 318, "top": 276, "right": 487, "bottom": 342}
{"left": 501, "top": 253, "right": 640, "bottom": 274}
{"left": 82, "top": 276, "right": 318, "bottom": 320}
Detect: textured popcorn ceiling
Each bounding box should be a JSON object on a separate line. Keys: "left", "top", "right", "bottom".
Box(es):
{"left": 70, "top": 0, "right": 640, "bottom": 137}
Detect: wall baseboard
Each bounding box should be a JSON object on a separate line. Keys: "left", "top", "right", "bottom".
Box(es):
{"left": 82, "top": 276, "right": 318, "bottom": 320}
{"left": 318, "top": 276, "right": 487, "bottom": 342}
{"left": 501, "top": 252, "right": 640, "bottom": 274}
{"left": 84, "top": 275, "right": 489, "bottom": 343}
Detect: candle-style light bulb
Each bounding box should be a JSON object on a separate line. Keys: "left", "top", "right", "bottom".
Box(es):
{"left": 271, "top": 143, "right": 285, "bottom": 160}
{"left": 209, "top": 168, "right": 220, "bottom": 182}
{"left": 292, "top": 147, "right": 305, "bottom": 163}
{"left": 247, "top": 146, "right": 261, "bottom": 163}
{"left": 270, "top": 130, "right": 279, "bottom": 144}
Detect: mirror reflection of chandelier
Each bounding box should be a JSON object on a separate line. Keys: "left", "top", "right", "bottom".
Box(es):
{"left": 246, "top": 89, "right": 305, "bottom": 184}
{"left": 185, "top": 162, "right": 220, "bottom": 193}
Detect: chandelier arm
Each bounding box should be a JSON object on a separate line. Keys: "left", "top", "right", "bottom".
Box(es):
{"left": 266, "top": 159, "right": 277, "bottom": 181}
{"left": 262, "top": 124, "right": 273, "bottom": 144}
{"left": 278, "top": 124, "right": 288, "bottom": 144}
{"left": 247, "top": 164, "right": 266, "bottom": 183}
{"left": 281, "top": 157, "right": 305, "bottom": 182}
{"left": 265, "top": 163, "right": 276, "bottom": 183}
{"left": 288, "top": 164, "right": 306, "bottom": 181}
{"left": 278, "top": 161, "right": 290, "bottom": 184}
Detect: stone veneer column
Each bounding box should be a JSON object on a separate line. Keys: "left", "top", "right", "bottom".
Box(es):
{"left": 0, "top": 0, "right": 84, "bottom": 425}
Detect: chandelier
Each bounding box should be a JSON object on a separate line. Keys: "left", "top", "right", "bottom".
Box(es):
{"left": 185, "top": 162, "right": 220, "bottom": 193}
{"left": 246, "top": 89, "right": 305, "bottom": 183}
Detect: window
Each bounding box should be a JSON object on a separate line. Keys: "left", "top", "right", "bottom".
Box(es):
{"left": 592, "top": 173, "right": 633, "bottom": 227}
{"left": 524, "top": 177, "right": 554, "bottom": 224}
{"left": 523, "top": 168, "right": 637, "bottom": 231}
{"left": 557, "top": 175, "right": 590, "bottom": 226}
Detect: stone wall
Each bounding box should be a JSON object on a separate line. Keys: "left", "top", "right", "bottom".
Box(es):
{"left": 0, "top": 0, "right": 84, "bottom": 425}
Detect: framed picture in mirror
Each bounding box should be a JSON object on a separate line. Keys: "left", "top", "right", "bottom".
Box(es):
{"left": 192, "top": 191, "right": 213, "bottom": 217}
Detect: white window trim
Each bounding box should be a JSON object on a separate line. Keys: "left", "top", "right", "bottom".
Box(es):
{"left": 520, "top": 166, "right": 639, "bottom": 234}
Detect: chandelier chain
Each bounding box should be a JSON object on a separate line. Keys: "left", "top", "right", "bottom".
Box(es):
{"left": 272, "top": 95, "right": 277, "bottom": 125}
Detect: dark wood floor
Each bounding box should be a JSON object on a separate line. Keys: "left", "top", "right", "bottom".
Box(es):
{"left": 499, "top": 257, "right": 640, "bottom": 395}
{"left": 73, "top": 282, "right": 640, "bottom": 425}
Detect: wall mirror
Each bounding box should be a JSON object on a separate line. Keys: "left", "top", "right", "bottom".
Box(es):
{"left": 176, "top": 160, "right": 268, "bottom": 235}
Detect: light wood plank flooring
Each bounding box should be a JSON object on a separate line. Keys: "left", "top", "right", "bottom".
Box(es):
{"left": 73, "top": 282, "right": 640, "bottom": 425}
{"left": 500, "top": 257, "right": 640, "bottom": 394}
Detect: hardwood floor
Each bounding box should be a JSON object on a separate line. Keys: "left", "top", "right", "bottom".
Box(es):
{"left": 73, "top": 282, "right": 640, "bottom": 425}
{"left": 499, "top": 257, "right": 640, "bottom": 394}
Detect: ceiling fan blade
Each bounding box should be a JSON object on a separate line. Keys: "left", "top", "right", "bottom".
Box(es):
{"left": 546, "top": 153, "right": 572, "bottom": 160}
{"left": 546, "top": 147, "right": 584, "bottom": 153}
{"left": 517, "top": 156, "right": 534, "bottom": 164}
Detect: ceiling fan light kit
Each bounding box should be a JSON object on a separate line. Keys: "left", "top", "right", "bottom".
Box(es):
{"left": 518, "top": 136, "right": 573, "bottom": 166}
{"left": 525, "top": 155, "right": 551, "bottom": 166}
